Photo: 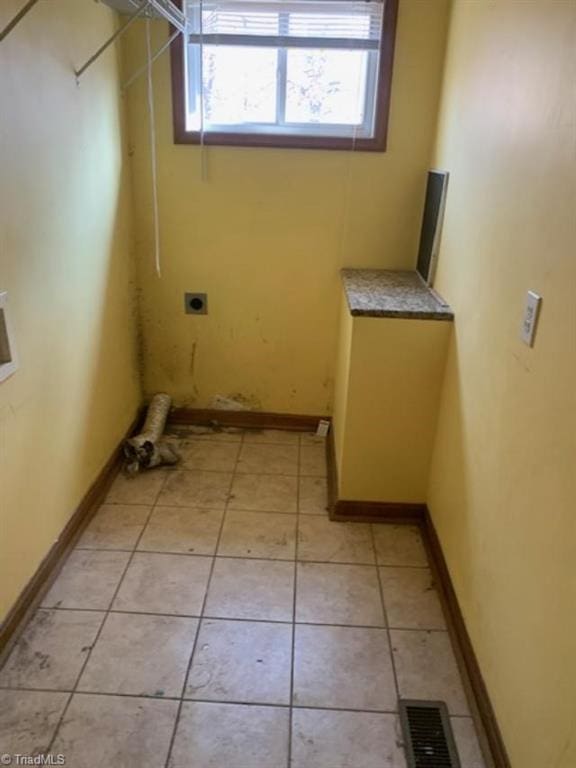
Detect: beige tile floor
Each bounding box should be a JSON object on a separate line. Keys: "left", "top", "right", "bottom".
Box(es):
{"left": 0, "top": 427, "right": 488, "bottom": 768}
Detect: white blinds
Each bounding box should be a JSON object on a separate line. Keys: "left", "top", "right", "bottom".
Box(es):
{"left": 186, "top": 0, "right": 384, "bottom": 50}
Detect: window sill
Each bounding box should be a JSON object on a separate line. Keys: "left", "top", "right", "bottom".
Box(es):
{"left": 173, "top": 128, "right": 388, "bottom": 152}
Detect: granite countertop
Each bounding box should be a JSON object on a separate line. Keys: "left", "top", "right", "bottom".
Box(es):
{"left": 341, "top": 269, "right": 454, "bottom": 321}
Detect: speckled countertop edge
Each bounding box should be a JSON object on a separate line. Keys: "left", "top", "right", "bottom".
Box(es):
{"left": 341, "top": 268, "right": 454, "bottom": 321}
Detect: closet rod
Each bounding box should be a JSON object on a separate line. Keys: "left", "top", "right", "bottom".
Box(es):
{"left": 0, "top": 0, "right": 41, "bottom": 43}
{"left": 75, "top": 0, "right": 150, "bottom": 80}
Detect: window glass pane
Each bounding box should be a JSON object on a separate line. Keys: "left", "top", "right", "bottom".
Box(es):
{"left": 285, "top": 49, "right": 368, "bottom": 125}
{"left": 202, "top": 45, "right": 278, "bottom": 124}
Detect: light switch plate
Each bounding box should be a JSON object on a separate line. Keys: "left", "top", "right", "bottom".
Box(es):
{"left": 520, "top": 291, "right": 542, "bottom": 347}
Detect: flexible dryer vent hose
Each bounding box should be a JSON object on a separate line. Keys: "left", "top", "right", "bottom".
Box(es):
{"left": 123, "top": 393, "right": 179, "bottom": 475}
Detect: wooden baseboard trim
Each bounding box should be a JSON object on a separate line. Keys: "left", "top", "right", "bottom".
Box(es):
{"left": 325, "top": 425, "right": 339, "bottom": 513}
{"left": 424, "top": 509, "right": 511, "bottom": 768}
{"left": 169, "top": 407, "right": 327, "bottom": 432}
{"left": 0, "top": 413, "right": 141, "bottom": 660}
{"left": 325, "top": 429, "right": 510, "bottom": 767}
{"left": 325, "top": 431, "right": 426, "bottom": 523}
{"left": 331, "top": 500, "right": 426, "bottom": 524}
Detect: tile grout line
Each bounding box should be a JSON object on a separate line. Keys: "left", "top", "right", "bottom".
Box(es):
{"left": 72, "top": 544, "right": 431, "bottom": 571}
{"left": 138, "top": 467, "right": 324, "bottom": 479}
{"left": 69, "top": 547, "right": 324, "bottom": 564}
{"left": 370, "top": 524, "right": 403, "bottom": 713}
{"left": 46, "top": 469, "right": 171, "bottom": 753}
{"left": 287, "top": 432, "right": 305, "bottom": 768}
{"left": 4, "top": 604, "right": 454, "bottom": 634}
{"left": 161, "top": 430, "right": 245, "bottom": 768}
{"left": 101, "top": 501, "right": 325, "bottom": 514}
{"left": 2, "top": 683, "right": 440, "bottom": 716}
{"left": 71, "top": 546, "right": 432, "bottom": 571}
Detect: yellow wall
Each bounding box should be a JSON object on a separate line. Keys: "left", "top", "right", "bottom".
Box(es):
{"left": 428, "top": 2, "right": 576, "bottom": 766}
{"left": 123, "top": 0, "right": 451, "bottom": 414}
{"left": 334, "top": 302, "right": 451, "bottom": 503}
{"left": 0, "top": 1, "right": 141, "bottom": 621}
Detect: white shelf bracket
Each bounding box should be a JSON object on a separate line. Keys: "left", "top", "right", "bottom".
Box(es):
{"left": 0, "top": 0, "right": 41, "bottom": 43}
{"left": 75, "top": 0, "right": 187, "bottom": 81}
{"left": 122, "top": 27, "right": 181, "bottom": 90}
{"left": 75, "top": 0, "right": 151, "bottom": 80}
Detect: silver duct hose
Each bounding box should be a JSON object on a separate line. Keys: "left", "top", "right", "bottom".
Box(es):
{"left": 123, "top": 393, "right": 180, "bottom": 474}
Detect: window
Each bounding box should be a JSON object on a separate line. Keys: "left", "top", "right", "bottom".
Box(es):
{"left": 170, "top": 0, "right": 398, "bottom": 150}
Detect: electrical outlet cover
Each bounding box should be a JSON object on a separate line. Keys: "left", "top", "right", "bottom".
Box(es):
{"left": 184, "top": 292, "right": 208, "bottom": 315}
